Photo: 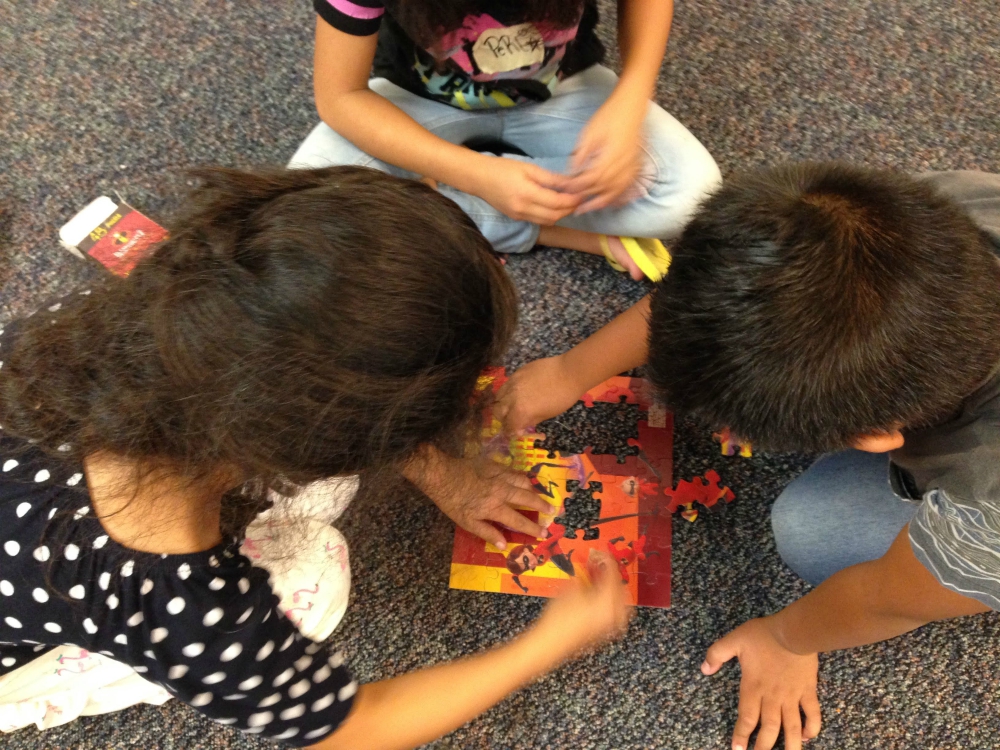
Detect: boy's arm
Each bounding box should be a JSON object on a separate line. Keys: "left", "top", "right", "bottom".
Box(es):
{"left": 565, "top": 0, "right": 674, "bottom": 211}
{"left": 495, "top": 296, "right": 651, "bottom": 433}
{"left": 312, "top": 19, "right": 579, "bottom": 225}
{"left": 771, "top": 525, "right": 989, "bottom": 653}
{"left": 703, "top": 526, "right": 990, "bottom": 750}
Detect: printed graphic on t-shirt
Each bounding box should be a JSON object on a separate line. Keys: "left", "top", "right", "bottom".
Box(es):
{"left": 421, "top": 13, "right": 579, "bottom": 109}
{"left": 471, "top": 22, "right": 546, "bottom": 75}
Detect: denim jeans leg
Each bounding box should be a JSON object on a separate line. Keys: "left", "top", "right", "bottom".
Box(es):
{"left": 770, "top": 450, "right": 919, "bottom": 585}
{"left": 501, "top": 65, "right": 722, "bottom": 240}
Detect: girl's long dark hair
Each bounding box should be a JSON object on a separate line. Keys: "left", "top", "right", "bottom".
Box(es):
{"left": 0, "top": 166, "right": 516, "bottom": 517}
{"left": 385, "top": 0, "right": 586, "bottom": 47}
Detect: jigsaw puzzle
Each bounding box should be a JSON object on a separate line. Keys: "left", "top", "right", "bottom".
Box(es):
{"left": 663, "top": 469, "right": 736, "bottom": 523}
{"left": 712, "top": 427, "right": 752, "bottom": 457}
{"left": 449, "top": 370, "right": 674, "bottom": 608}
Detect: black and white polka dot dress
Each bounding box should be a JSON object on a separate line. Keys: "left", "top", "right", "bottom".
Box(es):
{"left": 0, "top": 435, "right": 356, "bottom": 746}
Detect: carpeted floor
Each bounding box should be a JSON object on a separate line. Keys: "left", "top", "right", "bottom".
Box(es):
{"left": 2, "top": 1, "right": 999, "bottom": 748}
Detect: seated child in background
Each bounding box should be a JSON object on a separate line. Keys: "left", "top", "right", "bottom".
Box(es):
{"left": 0, "top": 166, "right": 630, "bottom": 748}
{"left": 497, "top": 162, "right": 1000, "bottom": 750}
{"left": 291, "top": 0, "right": 720, "bottom": 280}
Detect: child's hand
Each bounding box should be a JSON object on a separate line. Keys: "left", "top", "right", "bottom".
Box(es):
{"left": 472, "top": 156, "right": 581, "bottom": 225}
{"left": 701, "top": 617, "right": 822, "bottom": 750}
{"left": 494, "top": 355, "right": 586, "bottom": 434}
{"left": 565, "top": 91, "right": 648, "bottom": 214}
{"left": 404, "top": 449, "right": 552, "bottom": 549}
{"left": 536, "top": 551, "right": 633, "bottom": 655}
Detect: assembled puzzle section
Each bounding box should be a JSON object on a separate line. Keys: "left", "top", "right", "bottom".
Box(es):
{"left": 450, "top": 370, "right": 674, "bottom": 608}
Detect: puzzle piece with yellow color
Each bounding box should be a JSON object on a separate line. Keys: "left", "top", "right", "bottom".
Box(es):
{"left": 449, "top": 369, "right": 674, "bottom": 608}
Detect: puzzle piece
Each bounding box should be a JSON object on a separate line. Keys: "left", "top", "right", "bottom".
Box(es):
{"left": 451, "top": 370, "right": 676, "bottom": 608}
{"left": 662, "top": 469, "right": 736, "bottom": 522}
{"left": 582, "top": 376, "right": 641, "bottom": 408}
{"left": 713, "top": 427, "right": 752, "bottom": 457}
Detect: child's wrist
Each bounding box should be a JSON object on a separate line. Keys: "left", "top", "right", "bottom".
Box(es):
{"left": 558, "top": 349, "right": 607, "bottom": 397}
{"left": 452, "top": 151, "right": 496, "bottom": 198}
{"left": 611, "top": 73, "right": 654, "bottom": 109}
{"left": 522, "top": 615, "right": 579, "bottom": 668}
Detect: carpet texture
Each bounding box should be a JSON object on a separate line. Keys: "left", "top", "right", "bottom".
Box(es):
{"left": 2, "top": 1, "right": 999, "bottom": 748}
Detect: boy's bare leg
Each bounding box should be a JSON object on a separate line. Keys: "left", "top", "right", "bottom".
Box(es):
{"left": 416, "top": 181, "right": 644, "bottom": 279}
{"left": 537, "top": 226, "right": 644, "bottom": 280}
{"left": 537, "top": 225, "right": 603, "bottom": 255}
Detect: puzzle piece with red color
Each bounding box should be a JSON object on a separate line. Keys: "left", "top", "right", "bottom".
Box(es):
{"left": 581, "top": 376, "right": 643, "bottom": 408}
{"left": 662, "top": 469, "right": 736, "bottom": 523}
{"left": 450, "top": 371, "right": 674, "bottom": 607}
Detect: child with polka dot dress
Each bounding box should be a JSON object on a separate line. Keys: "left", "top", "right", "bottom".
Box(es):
{"left": 0, "top": 166, "right": 630, "bottom": 748}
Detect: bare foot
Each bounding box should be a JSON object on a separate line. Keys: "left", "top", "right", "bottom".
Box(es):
{"left": 603, "top": 236, "right": 645, "bottom": 281}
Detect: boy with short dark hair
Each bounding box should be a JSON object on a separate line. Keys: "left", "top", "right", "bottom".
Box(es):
{"left": 496, "top": 163, "right": 1000, "bottom": 750}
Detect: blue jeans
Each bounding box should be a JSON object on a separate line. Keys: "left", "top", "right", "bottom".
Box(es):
{"left": 771, "top": 451, "right": 920, "bottom": 585}
{"left": 289, "top": 66, "right": 722, "bottom": 254}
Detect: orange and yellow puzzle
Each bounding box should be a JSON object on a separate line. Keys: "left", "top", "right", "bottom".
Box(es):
{"left": 449, "top": 369, "right": 674, "bottom": 608}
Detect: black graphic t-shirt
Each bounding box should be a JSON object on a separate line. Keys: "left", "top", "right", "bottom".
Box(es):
{"left": 315, "top": 0, "right": 605, "bottom": 109}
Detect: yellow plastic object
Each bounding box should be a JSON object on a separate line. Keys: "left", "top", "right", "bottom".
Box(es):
{"left": 598, "top": 235, "right": 672, "bottom": 281}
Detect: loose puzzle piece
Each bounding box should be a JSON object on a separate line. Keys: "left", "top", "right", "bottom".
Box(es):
{"left": 662, "top": 469, "right": 736, "bottom": 523}
{"left": 581, "top": 376, "right": 645, "bottom": 408}
{"left": 450, "top": 370, "right": 674, "bottom": 608}
{"left": 712, "top": 426, "right": 752, "bottom": 457}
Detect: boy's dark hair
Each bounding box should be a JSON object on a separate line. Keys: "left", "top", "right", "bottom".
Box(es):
{"left": 648, "top": 162, "right": 1000, "bottom": 453}
{"left": 0, "top": 167, "right": 516, "bottom": 506}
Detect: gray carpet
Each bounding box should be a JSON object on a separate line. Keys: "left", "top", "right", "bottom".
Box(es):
{"left": 2, "top": 1, "right": 1000, "bottom": 748}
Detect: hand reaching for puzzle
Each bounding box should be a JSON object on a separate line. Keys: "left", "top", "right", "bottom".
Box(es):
{"left": 701, "top": 617, "right": 822, "bottom": 750}
{"left": 495, "top": 355, "right": 585, "bottom": 433}
{"left": 404, "top": 448, "right": 552, "bottom": 549}
{"left": 535, "top": 550, "right": 633, "bottom": 654}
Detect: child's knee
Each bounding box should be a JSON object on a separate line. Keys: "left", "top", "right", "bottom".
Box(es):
{"left": 624, "top": 139, "right": 721, "bottom": 239}
{"left": 642, "top": 114, "right": 722, "bottom": 200}
{"left": 770, "top": 488, "right": 821, "bottom": 575}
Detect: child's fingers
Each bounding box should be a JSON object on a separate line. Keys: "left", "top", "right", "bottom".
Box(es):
{"left": 801, "top": 691, "right": 822, "bottom": 740}
{"left": 752, "top": 699, "right": 783, "bottom": 750}
{"left": 524, "top": 182, "right": 582, "bottom": 214}
{"left": 562, "top": 167, "right": 602, "bottom": 197}
{"left": 575, "top": 181, "right": 624, "bottom": 213}
{"left": 702, "top": 634, "right": 738, "bottom": 676}
{"left": 586, "top": 550, "right": 619, "bottom": 586}
{"left": 730, "top": 689, "right": 762, "bottom": 750}
{"left": 524, "top": 162, "right": 573, "bottom": 191}
{"left": 569, "top": 129, "right": 600, "bottom": 174}
{"left": 518, "top": 201, "right": 577, "bottom": 226}
{"left": 579, "top": 171, "right": 632, "bottom": 211}
{"left": 780, "top": 703, "right": 804, "bottom": 750}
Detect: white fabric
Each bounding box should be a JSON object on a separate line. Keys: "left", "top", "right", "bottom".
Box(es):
{"left": 0, "top": 647, "right": 171, "bottom": 732}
